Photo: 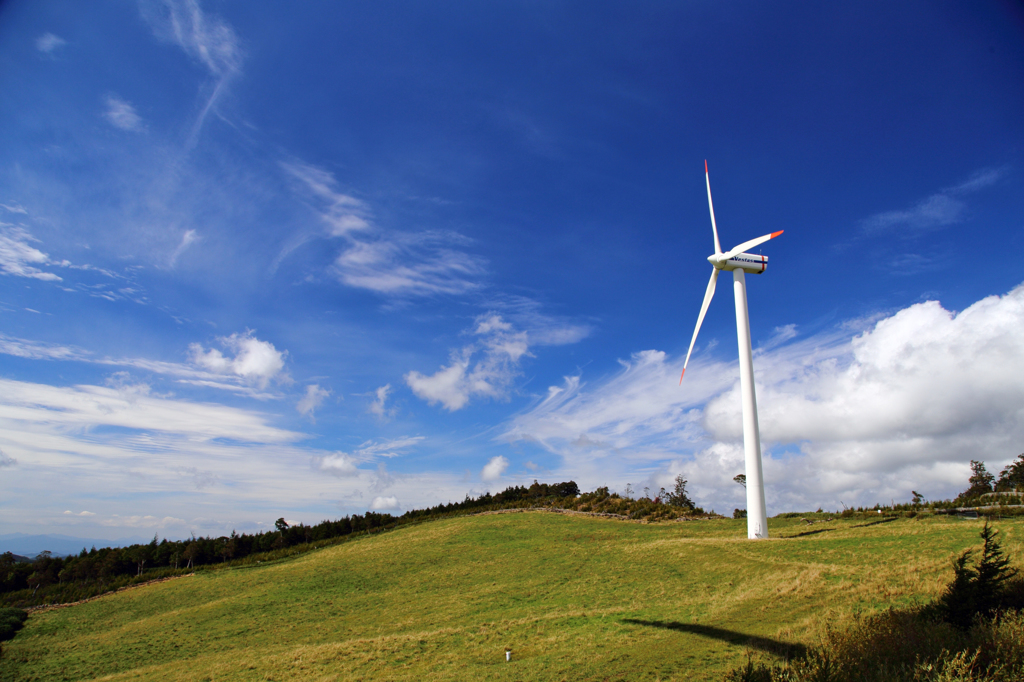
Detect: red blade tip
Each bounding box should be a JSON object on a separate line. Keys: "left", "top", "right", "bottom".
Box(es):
{"left": 679, "top": 368, "right": 686, "bottom": 385}
{"left": 770, "top": 230, "right": 784, "bottom": 239}
{"left": 704, "top": 160, "right": 708, "bottom": 173}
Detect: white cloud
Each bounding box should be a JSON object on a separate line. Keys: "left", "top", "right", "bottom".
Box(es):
{"left": 188, "top": 330, "right": 287, "bottom": 389}
{"left": 370, "top": 462, "right": 395, "bottom": 493}
{"left": 0, "top": 377, "right": 301, "bottom": 444}
{"left": 502, "top": 348, "right": 727, "bottom": 455}
{"left": 0, "top": 226, "right": 62, "bottom": 281}
{"left": 169, "top": 229, "right": 198, "bottom": 266}
{"left": 0, "top": 203, "right": 27, "bottom": 214}
{"left": 281, "top": 158, "right": 485, "bottom": 297}
{"left": 281, "top": 161, "right": 371, "bottom": 237}
{"left": 334, "top": 232, "right": 485, "bottom": 297}
{"left": 103, "top": 95, "right": 145, "bottom": 132}
{"left": 0, "top": 379, "right": 480, "bottom": 539}
{"left": 296, "top": 384, "right": 330, "bottom": 421}
{"left": 403, "top": 305, "right": 591, "bottom": 413}
{"left": 504, "top": 282, "right": 1024, "bottom": 511}
{"left": 405, "top": 314, "right": 532, "bottom": 411}
{"left": 0, "top": 334, "right": 81, "bottom": 361}
{"left": 145, "top": 0, "right": 242, "bottom": 79}
{"left": 0, "top": 332, "right": 287, "bottom": 398}
{"left": 36, "top": 33, "right": 66, "bottom": 54}
{"left": 368, "top": 384, "right": 392, "bottom": 419}
{"left": 486, "top": 295, "right": 593, "bottom": 346}
{"left": 481, "top": 455, "right": 509, "bottom": 481}
{"left": 316, "top": 453, "right": 359, "bottom": 477}
{"left": 63, "top": 510, "right": 96, "bottom": 517}
{"left": 101, "top": 515, "right": 186, "bottom": 529}
{"left": 757, "top": 324, "right": 798, "bottom": 352}
{"left": 406, "top": 354, "right": 473, "bottom": 411}
{"left": 313, "top": 437, "right": 422, "bottom": 479}
{"left": 862, "top": 167, "right": 1002, "bottom": 233}
{"left": 369, "top": 495, "right": 400, "bottom": 511}
{"left": 354, "top": 436, "right": 423, "bottom": 459}
{"left": 140, "top": 0, "right": 243, "bottom": 145}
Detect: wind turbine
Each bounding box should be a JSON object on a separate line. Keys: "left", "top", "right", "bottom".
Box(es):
{"left": 679, "top": 161, "right": 782, "bottom": 540}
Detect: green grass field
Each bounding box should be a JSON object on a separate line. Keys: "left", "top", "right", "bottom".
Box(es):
{"left": 2, "top": 511, "right": 1022, "bottom": 681}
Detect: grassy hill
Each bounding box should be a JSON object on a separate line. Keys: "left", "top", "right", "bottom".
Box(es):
{"left": 2, "top": 511, "right": 1021, "bottom": 681}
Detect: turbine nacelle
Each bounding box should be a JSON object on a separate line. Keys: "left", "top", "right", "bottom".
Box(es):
{"left": 708, "top": 252, "right": 768, "bottom": 274}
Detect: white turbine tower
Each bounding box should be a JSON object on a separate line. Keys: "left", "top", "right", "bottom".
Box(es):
{"left": 679, "top": 161, "right": 783, "bottom": 540}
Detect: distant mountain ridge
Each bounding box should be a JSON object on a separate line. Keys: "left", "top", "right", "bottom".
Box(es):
{"left": 0, "top": 533, "right": 151, "bottom": 559}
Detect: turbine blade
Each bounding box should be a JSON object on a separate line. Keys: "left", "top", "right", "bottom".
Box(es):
{"left": 681, "top": 267, "right": 719, "bottom": 384}
{"left": 706, "top": 160, "right": 722, "bottom": 256}
{"left": 719, "top": 230, "right": 783, "bottom": 262}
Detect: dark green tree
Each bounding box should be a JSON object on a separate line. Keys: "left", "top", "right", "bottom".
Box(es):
{"left": 666, "top": 474, "right": 694, "bottom": 509}
{"left": 733, "top": 473, "right": 746, "bottom": 489}
{"left": 275, "top": 517, "right": 290, "bottom": 532}
{"left": 996, "top": 454, "right": 1024, "bottom": 492}
{"left": 555, "top": 481, "right": 580, "bottom": 498}
{"left": 961, "top": 460, "right": 994, "bottom": 500}
{"left": 937, "top": 521, "right": 1018, "bottom": 629}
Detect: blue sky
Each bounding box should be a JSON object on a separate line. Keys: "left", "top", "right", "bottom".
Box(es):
{"left": 1, "top": 0, "right": 1023, "bottom": 541}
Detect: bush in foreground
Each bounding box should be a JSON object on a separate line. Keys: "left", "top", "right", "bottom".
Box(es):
{"left": 727, "top": 523, "right": 1024, "bottom": 681}
{"left": 727, "top": 610, "right": 1024, "bottom": 682}
{"left": 0, "top": 607, "right": 27, "bottom": 642}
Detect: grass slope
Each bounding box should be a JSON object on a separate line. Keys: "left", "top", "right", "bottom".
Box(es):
{"left": 2, "top": 512, "right": 1021, "bottom": 681}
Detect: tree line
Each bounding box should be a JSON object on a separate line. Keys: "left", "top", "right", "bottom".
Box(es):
{"left": 0, "top": 480, "right": 587, "bottom": 608}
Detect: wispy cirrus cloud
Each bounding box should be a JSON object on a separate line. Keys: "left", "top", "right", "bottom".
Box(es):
{"left": 140, "top": 0, "right": 243, "bottom": 145}
{"left": 296, "top": 384, "right": 330, "bottom": 422}
{"left": 861, "top": 167, "right": 1004, "bottom": 233}
{"left": 280, "top": 161, "right": 371, "bottom": 237}
{"left": 0, "top": 377, "right": 301, "bottom": 444}
{"left": 0, "top": 226, "right": 63, "bottom": 281}
{"left": 169, "top": 229, "right": 198, "bottom": 266}
{"left": 103, "top": 95, "right": 145, "bottom": 132}
{"left": 334, "top": 232, "right": 486, "bottom": 297}
{"left": 0, "top": 330, "right": 288, "bottom": 398}
{"left": 0, "top": 334, "right": 82, "bottom": 361}
{"left": 486, "top": 294, "right": 593, "bottom": 346}
{"left": 36, "top": 33, "right": 66, "bottom": 55}
{"left": 281, "top": 158, "right": 487, "bottom": 297}
{"left": 353, "top": 436, "right": 424, "bottom": 459}
{"left": 368, "top": 383, "right": 393, "bottom": 419}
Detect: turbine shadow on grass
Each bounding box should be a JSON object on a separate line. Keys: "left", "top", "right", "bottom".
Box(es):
{"left": 783, "top": 527, "right": 837, "bottom": 538}
{"left": 622, "top": 619, "right": 807, "bottom": 658}
{"left": 852, "top": 517, "right": 899, "bottom": 528}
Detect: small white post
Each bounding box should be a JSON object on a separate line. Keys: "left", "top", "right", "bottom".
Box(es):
{"left": 733, "top": 268, "right": 769, "bottom": 539}
{"left": 505, "top": 650, "right": 511, "bottom": 662}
